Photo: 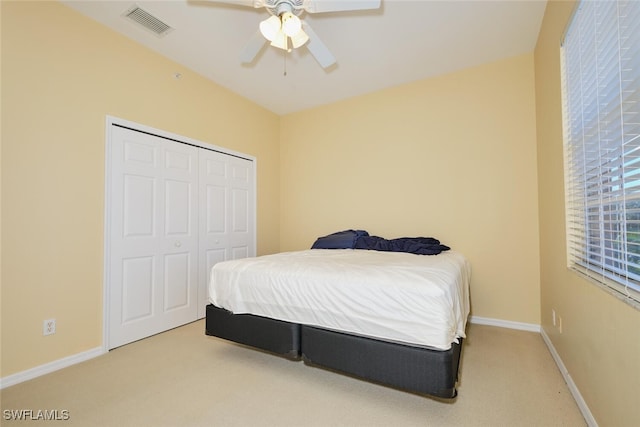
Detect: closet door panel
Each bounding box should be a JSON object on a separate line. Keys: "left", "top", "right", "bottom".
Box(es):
{"left": 109, "top": 126, "right": 198, "bottom": 349}
{"left": 163, "top": 252, "right": 191, "bottom": 311}
{"left": 228, "top": 158, "right": 254, "bottom": 259}
{"left": 121, "top": 256, "right": 154, "bottom": 324}
{"left": 123, "top": 175, "right": 155, "bottom": 237}
{"left": 231, "top": 188, "right": 249, "bottom": 232}
{"left": 206, "top": 185, "right": 226, "bottom": 234}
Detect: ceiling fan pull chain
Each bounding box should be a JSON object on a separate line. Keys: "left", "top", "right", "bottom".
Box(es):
{"left": 283, "top": 49, "right": 287, "bottom": 77}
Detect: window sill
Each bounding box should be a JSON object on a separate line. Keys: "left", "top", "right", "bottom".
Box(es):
{"left": 569, "top": 266, "right": 640, "bottom": 312}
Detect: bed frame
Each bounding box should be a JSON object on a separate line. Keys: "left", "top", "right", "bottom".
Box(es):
{"left": 205, "top": 304, "right": 463, "bottom": 398}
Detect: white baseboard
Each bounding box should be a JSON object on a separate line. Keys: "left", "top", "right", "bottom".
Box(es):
{"left": 469, "top": 315, "right": 541, "bottom": 332}
{"left": 0, "top": 346, "right": 105, "bottom": 390}
{"left": 540, "top": 328, "right": 598, "bottom": 427}
{"left": 470, "top": 316, "right": 596, "bottom": 426}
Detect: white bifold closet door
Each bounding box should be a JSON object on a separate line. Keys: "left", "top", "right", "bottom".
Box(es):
{"left": 108, "top": 124, "right": 254, "bottom": 349}
{"left": 198, "top": 149, "right": 254, "bottom": 319}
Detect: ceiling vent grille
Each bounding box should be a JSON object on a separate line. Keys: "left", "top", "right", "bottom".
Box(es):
{"left": 123, "top": 5, "right": 173, "bottom": 37}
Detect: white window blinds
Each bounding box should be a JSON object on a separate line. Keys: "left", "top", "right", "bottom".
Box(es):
{"left": 562, "top": 0, "right": 640, "bottom": 304}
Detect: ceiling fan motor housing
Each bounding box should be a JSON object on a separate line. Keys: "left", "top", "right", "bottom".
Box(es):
{"left": 266, "top": 0, "right": 304, "bottom": 17}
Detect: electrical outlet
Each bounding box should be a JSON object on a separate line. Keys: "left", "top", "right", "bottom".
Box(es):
{"left": 43, "top": 319, "right": 56, "bottom": 336}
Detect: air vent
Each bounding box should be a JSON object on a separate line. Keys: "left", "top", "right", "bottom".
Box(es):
{"left": 123, "top": 5, "right": 173, "bottom": 37}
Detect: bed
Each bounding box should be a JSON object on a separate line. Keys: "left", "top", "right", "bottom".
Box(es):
{"left": 205, "top": 234, "right": 471, "bottom": 398}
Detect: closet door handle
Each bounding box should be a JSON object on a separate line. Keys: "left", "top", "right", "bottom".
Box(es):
{"left": 174, "top": 241, "right": 182, "bottom": 248}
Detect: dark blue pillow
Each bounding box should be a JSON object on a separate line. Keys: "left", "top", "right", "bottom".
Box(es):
{"left": 311, "top": 230, "right": 369, "bottom": 249}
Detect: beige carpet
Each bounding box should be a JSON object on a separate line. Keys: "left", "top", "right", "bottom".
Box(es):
{"left": 1, "top": 321, "right": 586, "bottom": 426}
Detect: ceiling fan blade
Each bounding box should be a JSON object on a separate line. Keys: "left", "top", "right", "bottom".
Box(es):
{"left": 303, "top": 0, "right": 381, "bottom": 14}
{"left": 203, "top": 0, "right": 266, "bottom": 8}
{"left": 301, "top": 21, "right": 336, "bottom": 69}
{"left": 240, "top": 30, "right": 268, "bottom": 63}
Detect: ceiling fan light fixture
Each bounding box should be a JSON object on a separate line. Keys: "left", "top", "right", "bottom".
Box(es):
{"left": 290, "top": 28, "right": 309, "bottom": 48}
{"left": 259, "top": 15, "right": 280, "bottom": 41}
{"left": 270, "top": 30, "right": 288, "bottom": 51}
{"left": 281, "top": 12, "right": 301, "bottom": 37}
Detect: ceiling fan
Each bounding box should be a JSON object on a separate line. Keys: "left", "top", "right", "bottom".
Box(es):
{"left": 206, "top": 0, "right": 381, "bottom": 68}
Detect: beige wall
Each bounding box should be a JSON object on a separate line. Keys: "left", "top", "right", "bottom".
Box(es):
{"left": 280, "top": 53, "right": 540, "bottom": 324}
{"left": 534, "top": 1, "right": 640, "bottom": 425}
{"left": 0, "top": 1, "right": 280, "bottom": 377}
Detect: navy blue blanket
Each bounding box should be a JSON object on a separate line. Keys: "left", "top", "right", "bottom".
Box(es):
{"left": 311, "top": 230, "right": 449, "bottom": 255}
{"left": 354, "top": 236, "right": 449, "bottom": 255}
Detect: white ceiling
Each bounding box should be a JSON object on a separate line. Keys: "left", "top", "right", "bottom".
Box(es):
{"left": 61, "top": 0, "right": 547, "bottom": 115}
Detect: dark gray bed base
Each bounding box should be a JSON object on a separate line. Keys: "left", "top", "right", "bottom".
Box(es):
{"left": 205, "top": 304, "right": 462, "bottom": 398}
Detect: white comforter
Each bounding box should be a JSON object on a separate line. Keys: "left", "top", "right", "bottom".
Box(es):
{"left": 209, "top": 249, "right": 471, "bottom": 350}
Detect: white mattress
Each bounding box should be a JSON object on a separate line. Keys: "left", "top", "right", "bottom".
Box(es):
{"left": 209, "top": 249, "right": 471, "bottom": 350}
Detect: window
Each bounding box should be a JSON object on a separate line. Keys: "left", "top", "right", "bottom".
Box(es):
{"left": 561, "top": 0, "right": 640, "bottom": 305}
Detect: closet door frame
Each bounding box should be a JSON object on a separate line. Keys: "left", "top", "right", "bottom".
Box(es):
{"left": 103, "top": 115, "right": 256, "bottom": 351}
